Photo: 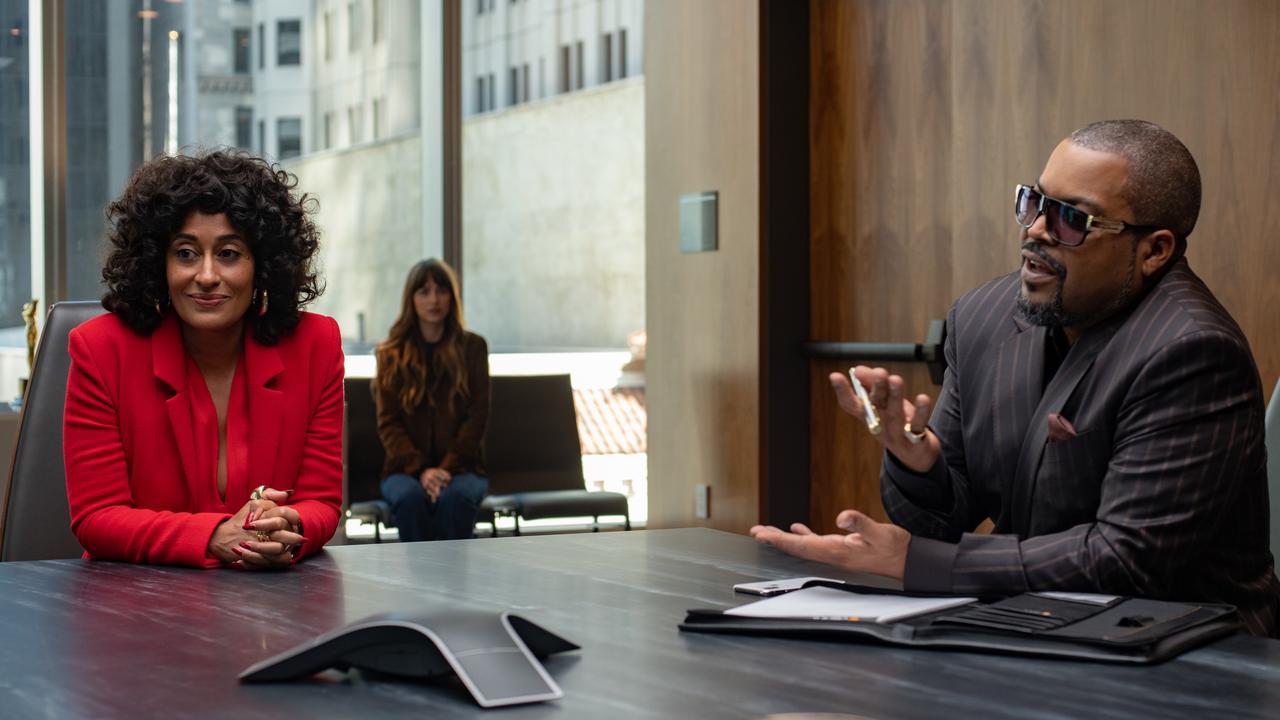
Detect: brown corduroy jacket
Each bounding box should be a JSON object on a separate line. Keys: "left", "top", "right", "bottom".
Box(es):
{"left": 374, "top": 330, "right": 490, "bottom": 478}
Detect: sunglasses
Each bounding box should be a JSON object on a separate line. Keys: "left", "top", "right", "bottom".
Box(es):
{"left": 1014, "top": 184, "right": 1159, "bottom": 247}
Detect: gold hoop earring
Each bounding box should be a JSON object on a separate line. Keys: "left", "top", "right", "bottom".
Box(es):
{"left": 258, "top": 289, "right": 269, "bottom": 317}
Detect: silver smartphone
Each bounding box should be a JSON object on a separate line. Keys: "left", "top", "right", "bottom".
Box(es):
{"left": 732, "top": 577, "right": 844, "bottom": 597}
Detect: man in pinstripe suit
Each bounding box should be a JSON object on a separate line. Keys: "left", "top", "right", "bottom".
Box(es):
{"left": 752, "top": 120, "right": 1279, "bottom": 636}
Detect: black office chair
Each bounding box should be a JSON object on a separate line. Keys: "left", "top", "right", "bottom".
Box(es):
{"left": 344, "top": 377, "right": 395, "bottom": 541}
{"left": 0, "top": 301, "right": 107, "bottom": 561}
{"left": 480, "top": 374, "right": 630, "bottom": 535}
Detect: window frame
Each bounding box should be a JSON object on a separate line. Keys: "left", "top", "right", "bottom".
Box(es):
{"left": 277, "top": 19, "right": 301, "bottom": 66}
{"left": 25, "top": 0, "right": 463, "bottom": 314}
{"left": 276, "top": 116, "right": 303, "bottom": 159}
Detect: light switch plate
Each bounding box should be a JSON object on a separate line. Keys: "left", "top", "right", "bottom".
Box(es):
{"left": 694, "top": 483, "right": 710, "bottom": 519}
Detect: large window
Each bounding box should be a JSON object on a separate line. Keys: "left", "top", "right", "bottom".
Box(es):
{"left": 601, "top": 33, "right": 613, "bottom": 83}
{"left": 235, "top": 107, "right": 253, "bottom": 148}
{"left": 277, "top": 19, "right": 300, "bottom": 66}
{"left": 322, "top": 12, "right": 332, "bottom": 62}
{"left": 619, "top": 29, "right": 628, "bottom": 79}
{"left": 347, "top": 2, "right": 361, "bottom": 52}
{"left": 233, "top": 28, "right": 251, "bottom": 74}
{"left": 14, "top": 0, "right": 649, "bottom": 532}
{"left": 347, "top": 104, "right": 360, "bottom": 144}
{"left": 1, "top": 0, "right": 31, "bottom": 391}
{"left": 277, "top": 117, "right": 302, "bottom": 159}
{"left": 460, "top": 0, "right": 649, "bottom": 526}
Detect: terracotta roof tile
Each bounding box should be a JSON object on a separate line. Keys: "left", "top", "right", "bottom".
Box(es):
{"left": 573, "top": 387, "right": 646, "bottom": 455}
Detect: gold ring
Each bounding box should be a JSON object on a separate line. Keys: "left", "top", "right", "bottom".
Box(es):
{"left": 255, "top": 531, "right": 271, "bottom": 543}
{"left": 904, "top": 422, "right": 928, "bottom": 445}
{"left": 250, "top": 485, "right": 267, "bottom": 501}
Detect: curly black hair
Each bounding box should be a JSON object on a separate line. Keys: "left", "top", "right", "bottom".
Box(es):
{"left": 101, "top": 150, "right": 323, "bottom": 346}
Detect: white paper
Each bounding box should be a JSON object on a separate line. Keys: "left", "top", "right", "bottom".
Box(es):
{"left": 724, "top": 586, "right": 978, "bottom": 624}
{"left": 1033, "top": 591, "right": 1119, "bottom": 606}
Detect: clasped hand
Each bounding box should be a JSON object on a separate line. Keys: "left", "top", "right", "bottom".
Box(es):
{"left": 419, "top": 467, "right": 452, "bottom": 502}
{"left": 207, "top": 487, "right": 308, "bottom": 570}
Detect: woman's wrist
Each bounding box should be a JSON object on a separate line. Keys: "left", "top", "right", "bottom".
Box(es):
{"left": 207, "top": 519, "right": 238, "bottom": 563}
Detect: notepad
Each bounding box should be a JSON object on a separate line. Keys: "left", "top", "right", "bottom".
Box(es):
{"left": 724, "top": 586, "right": 978, "bottom": 624}
{"left": 1033, "top": 591, "right": 1119, "bottom": 606}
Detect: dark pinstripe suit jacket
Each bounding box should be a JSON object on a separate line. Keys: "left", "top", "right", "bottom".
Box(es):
{"left": 887, "top": 259, "right": 1280, "bottom": 636}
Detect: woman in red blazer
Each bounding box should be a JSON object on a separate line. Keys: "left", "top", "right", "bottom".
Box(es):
{"left": 63, "top": 151, "right": 343, "bottom": 569}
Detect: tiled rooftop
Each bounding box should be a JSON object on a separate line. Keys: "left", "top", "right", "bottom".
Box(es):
{"left": 573, "top": 387, "right": 646, "bottom": 455}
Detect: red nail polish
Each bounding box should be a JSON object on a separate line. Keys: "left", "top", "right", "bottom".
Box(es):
{"left": 231, "top": 546, "right": 244, "bottom": 556}
{"left": 284, "top": 489, "right": 295, "bottom": 496}
{"left": 230, "top": 560, "right": 244, "bottom": 569}
{"left": 298, "top": 536, "right": 311, "bottom": 544}
{"left": 239, "top": 541, "right": 254, "bottom": 551}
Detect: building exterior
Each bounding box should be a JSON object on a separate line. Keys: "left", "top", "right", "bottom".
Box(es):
{"left": 1, "top": 0, "right": 32, "bottom": 334}
{"left": 289, "top": 0, "right": 646, "bottom": 351}
{"left": 462, "top": 0, "right": 643, "bottom": 118}
{"left": 311, "top": 0, "right": 420, "bottom": 152}
{"left": 251, "top": 0, "right": 312, "bottom": 159}
{"left": 1, "top": 0, "right": 646, "bottom": 372}
{"left": 183, "top": 0, "right": 255, "bottom": 151}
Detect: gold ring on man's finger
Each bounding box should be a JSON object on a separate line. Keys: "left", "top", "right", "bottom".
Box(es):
{"left": 904, "top": 423, "right": 928, "bottom": 445}
{"left": 255, "top": 531, "right": 271, "bottom": 543}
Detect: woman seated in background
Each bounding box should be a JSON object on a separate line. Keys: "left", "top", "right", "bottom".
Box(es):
{"left": 63, "top": 150, "right": 344, "bottom": 569}
{"left": 375, "top": 259, "right": 490, "bottom": 541}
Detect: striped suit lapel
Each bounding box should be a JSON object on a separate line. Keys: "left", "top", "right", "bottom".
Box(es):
{"left": 1009, "top": 313, "right": 1124, "bottom": 536}
{"left": 991, "top": 314, "right": 1044, "bottom": 533}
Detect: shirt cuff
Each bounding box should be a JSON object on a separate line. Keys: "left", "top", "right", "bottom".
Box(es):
{"left": 883, "top": 452, "right": 953, "bottom": 511}
{"left": 902, "top": 536, "right": 958, "bottom": 593}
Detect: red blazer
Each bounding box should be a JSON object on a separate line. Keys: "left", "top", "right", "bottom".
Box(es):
{"left": 63, "top": 311, "right": 344, "bottom": 567}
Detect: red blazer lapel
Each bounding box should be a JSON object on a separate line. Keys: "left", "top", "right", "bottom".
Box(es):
{"left": 245, "top": 336, "right": 285, "bottom": 492}
{"left": 152, "top": 315, "right": 202, "bottom": 496}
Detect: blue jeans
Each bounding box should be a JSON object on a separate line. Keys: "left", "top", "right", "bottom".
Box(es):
{"left": 380, "top": 472, "right": 489, "bottom": 542}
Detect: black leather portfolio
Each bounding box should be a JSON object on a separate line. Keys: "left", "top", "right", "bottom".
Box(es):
{"left": 680, "top": 581, "right": 1241, "bottom": 664}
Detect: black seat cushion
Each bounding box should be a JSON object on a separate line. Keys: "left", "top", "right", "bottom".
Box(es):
{"left": 347, "top": 499, "right": 393, "bottom": 527}
{"left": 507, "top": 490, "right": 629, "bottom": 521}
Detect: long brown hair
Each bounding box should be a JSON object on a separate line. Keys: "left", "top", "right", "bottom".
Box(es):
{"left": 375, "top": 259, "right": 469, "bottom": 414}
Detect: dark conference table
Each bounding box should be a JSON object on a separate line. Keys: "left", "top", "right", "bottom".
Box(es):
{"left": 2, "top": 528, "right": 1278, "bottom": 719}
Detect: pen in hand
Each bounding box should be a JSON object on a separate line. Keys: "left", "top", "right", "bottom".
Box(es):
{"left": 848, "top": 368, "right": 882, "bottom": 435}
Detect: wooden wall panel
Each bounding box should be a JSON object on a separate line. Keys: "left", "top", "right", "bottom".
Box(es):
{"left": 645, "top": 1, "right": 761, "bottom": 531}
{"left": 810, "top": 0, "right": 1280, "bottom": 533}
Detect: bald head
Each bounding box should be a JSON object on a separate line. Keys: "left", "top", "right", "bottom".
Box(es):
{"left": 1068, "top": 120, "right": 1201, "bottom": 246}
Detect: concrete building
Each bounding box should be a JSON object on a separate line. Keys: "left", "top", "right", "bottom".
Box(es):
{"left": 251, "top": 0, "right": 312, "bottom": 160}
{"left": 462, "top": 0, "right": 643, "bottom": 117}
{"left": 460, "top": 77, "right": 644, "bottom": 350}
{"left": 311, "top": 0, "right": 420, "bottom": 151}
{"left": 181, "top": 0, "right": 255, "bottom": 151}
{"left": 289, "top": 0, "right": 647, "bottom": 351}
